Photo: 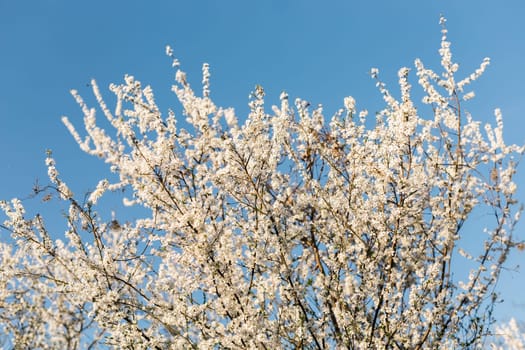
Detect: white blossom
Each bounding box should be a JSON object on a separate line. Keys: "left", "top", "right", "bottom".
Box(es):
{"left": 0, "top": 18, "right": 523, "bottom": 349}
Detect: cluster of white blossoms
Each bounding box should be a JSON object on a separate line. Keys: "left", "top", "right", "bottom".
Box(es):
{"left": 1, "top": 18, "right": 524, "bottom": 349}
{"left": 492, "top": 318, "right": 525, "bottom": 350}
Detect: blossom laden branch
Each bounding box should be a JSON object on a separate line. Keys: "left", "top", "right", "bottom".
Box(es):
{"left": 0, "top": 18, "right": 524, "bottom": 349}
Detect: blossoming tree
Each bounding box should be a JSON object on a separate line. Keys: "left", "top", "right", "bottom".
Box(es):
{"left": 1, "top": 18, "right": 523, "bottom": 349}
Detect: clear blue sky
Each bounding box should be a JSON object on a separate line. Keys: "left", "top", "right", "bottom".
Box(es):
{"left": 1, "top": 0, "right": 524, "bottom": 325}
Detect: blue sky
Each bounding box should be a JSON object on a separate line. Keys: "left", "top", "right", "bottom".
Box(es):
{"left": 1, "top": 0, "right": 524, "bottom": 326}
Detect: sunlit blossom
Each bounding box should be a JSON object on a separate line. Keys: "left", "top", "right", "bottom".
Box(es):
{"left": 0, "top": 18, "right": 523, "bottom": 349}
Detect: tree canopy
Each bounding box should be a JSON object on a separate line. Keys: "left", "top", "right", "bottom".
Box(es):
{"left": 0, "top": 18, "right": 523, "bottom": 349}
